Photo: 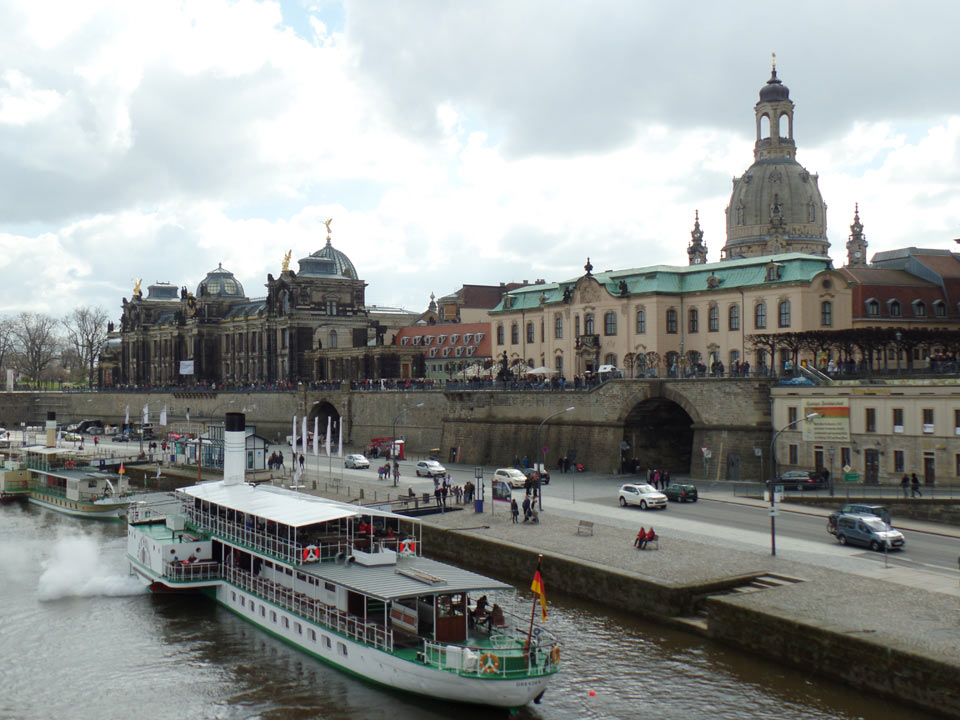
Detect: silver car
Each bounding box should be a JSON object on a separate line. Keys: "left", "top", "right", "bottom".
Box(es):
{"left": 344, "top": 454, "right": 370, "bottom": 469}
{"left": 618, "top": 483, "right": 668, "bottom": 510}
{"left": 415, "top": 460, "right": 446, "bottom": 477}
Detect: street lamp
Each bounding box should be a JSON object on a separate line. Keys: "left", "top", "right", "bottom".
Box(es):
{"left": 768, "top": 412, "right": 819, "bottom": 556}
{"left": 391, "top": 402, "right": 424, "bottom": 487}
{"left": 827, "top": 446, "right": 836, "bottom": 498}
{"left": 536, "top": 406, "right": 575, "bottom": 510}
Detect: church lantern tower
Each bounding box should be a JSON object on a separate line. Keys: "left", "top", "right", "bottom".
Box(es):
{"left": 687, "top": 210, "right": 708, "bottom": 265}
{"left": 846, "top": 204, "right": 868, "bottom": 267}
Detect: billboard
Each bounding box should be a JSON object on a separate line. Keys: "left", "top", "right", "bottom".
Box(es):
{"left": 802, "top": 398, "right": 850, "bottom": 442}
{"left": 179, "top": 360, "right": 195, "bottom": 375}
{"left": 491, "top": 480, "right": 513, "bottom": 503}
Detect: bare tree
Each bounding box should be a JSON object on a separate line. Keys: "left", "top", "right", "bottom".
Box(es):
{"left": 0, "top": 316, "right": 16, "bottom": 375}
{"left": 12, "top": 312, "right": 61, "bottom": 386}
{"left": 62, "top": 306, "right": 110, "bottom": 388}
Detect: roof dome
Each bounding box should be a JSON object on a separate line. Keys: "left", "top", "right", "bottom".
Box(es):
{"left": 197, "top": 263, "right": 245, "bottom": 298}
{"left": 297, "top": 238, "right": 358, "bottom": 279}
{"left": 759, "top": 67, "right": 790, "bottom": 103}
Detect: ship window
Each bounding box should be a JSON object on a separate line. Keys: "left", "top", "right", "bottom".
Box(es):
{"left": 296, "top": 572, "right": 306, "bottom": 581}
{"left": 338, "top": 642, "right": 348, "bottom": 656}
{"left": 271, "top": 611, "right": 277, "bottom": 622}
{"left": 324, "top": 636, "right": 332, "bottom": 649}
{"left": 325, "top": 581, "right": 335, "bottom": 592}
{"left": 283, "top": 617, "right": 290, "bottom": 629}
{"left": 260, "top": 606, "right": 266, "bottom": 617}
{"left": 310, "top": 629, "right": 317, "bottom": 642}
{"left": 240, "top": 597, "right": 245, "bottom": 607}
{"left": 296, "top": 622, "right": 303, "bottom": 635}
{"left": 231, "top": 592, "right": 236, "bottom": 601}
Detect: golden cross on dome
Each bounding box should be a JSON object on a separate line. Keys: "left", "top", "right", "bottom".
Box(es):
{"left": 772, "top": 52, "right": 776, "bottom": 69}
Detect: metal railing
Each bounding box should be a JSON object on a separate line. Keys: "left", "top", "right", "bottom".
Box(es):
{"left": 223, "top": 566, "right": 393, "bottom": 652}
{"left": 730, "top": 481, "right": 960, "bottom": 500}
{"left": 164, "top": 560, "right": 221, "bottom": 582}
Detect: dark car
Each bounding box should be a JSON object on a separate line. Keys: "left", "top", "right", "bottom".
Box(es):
{"left": 110, "top": 434, "right": 129, "bottom": 443}
{"left": 523, "top": 468, "right": 550, "bottom": 485}
{"left": 777, "top": 470, "right": 828, "bottom": 491}
{"left": 663, "top": 482, "right": 698, "bottom": 502}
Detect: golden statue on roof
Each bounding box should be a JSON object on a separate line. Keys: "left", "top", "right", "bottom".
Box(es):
{"left": 133, "top": 278, "right": 142, "bottom": 298}
{"left": 324, "top": 217, "right": 333, "bottom": 239}
{"left": 282, "top": 250, "right": 291, "bottom": 272}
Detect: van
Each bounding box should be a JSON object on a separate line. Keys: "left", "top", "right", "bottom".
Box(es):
{"left": 832, "top": 514, "right": 905, "bottom": 551}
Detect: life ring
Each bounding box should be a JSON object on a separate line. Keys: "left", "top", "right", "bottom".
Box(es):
{"left": 65, "top": 460, "right": 75, "bottom": 470}
{"left": 479, "top": 652, "right": 500, "bottom": 674}
{"left": 301, "top": 545, "right": 319, "bottom": 562}
{"left": 404, "top": 540, "right": 416, "bottom": 555}
{"left": 550, "top": 646, "right": 560, "bottom": 665}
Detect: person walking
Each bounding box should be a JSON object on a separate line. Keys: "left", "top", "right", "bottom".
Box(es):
{"left": 510, "top": 497, "right": 519, "bottom": 523}
{"left": 521, "top": 495, "right": 532, "bottom": 522}
{"left": 911, "top": 472, "right": 922, "bottom": 498}
{"left": 434, "top": 485, "right": 443, "bottom": 509}
{"left": 901, "top": 473, "right": 910, "bottom": 499}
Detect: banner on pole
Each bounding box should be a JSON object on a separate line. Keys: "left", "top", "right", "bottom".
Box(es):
{"left": 179, "top": 360, "right": 194, "bottom": 375}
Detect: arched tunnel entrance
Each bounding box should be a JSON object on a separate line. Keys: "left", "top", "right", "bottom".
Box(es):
{"left": 621, "top": 398, "right": 694, "bottom": 475}
{"left": 307, "top": 400, "right": 342, "bottom": 445}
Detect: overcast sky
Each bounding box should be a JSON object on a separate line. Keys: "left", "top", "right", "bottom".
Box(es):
{"left": 2, "top": 0, "right": 959, "bottom": 320}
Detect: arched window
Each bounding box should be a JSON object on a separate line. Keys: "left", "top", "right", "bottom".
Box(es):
{"left": 760, "top": 114, "right": 771, "bottom": 139}
{"left": 574, "top": 314, "right": 581, "bottom": 337}
{"left": 888, "top": 300, "right": 901, "bottom": 317}
{"left": 865, "top": 299, "right": 880, "bottom": 316}
{"left": 510, "top": 323, "right": 519, "bottom": 344}
{"left": 912, "top": 300, "right": 927, "bottom": 317}
{"left": 708, "top": 305, "right": 719, "bottom": 332}
{"left": 666, "top": 309, "right": 678, "bottom": 334}
{"left": 755, "top": 302, "right": 767, "bottom": 329}
{"left": 496, "top": 324, "right": 504, "bottom": 345}
{"left": 636, "top": 309, "right": 646, "bottom": 334}
{"left": 729, "top": 349, "right": 740, "bottom": 368}
{"left": 554, "top": 314, "right": 563, "bottom": 339}
{"left": 584, "top": 313, "right": 595, "bottom": 335}
{"left": 736, "top": 203, "right": 745, "bottom": 225}
{"left": 604, "top": 353, "right": 617, "bottom": 367}
{"left": 526, "top": 322, "right": 535, "bottom": 343}
{"left": 688, "top": 308, "right": 699, "bottom": 333}
{"left": 778, "top": 300, "right": 791, "bottom": 328}
{"left": 729, "top": 304, "right": 740, "bottom": 331}
{"left": 328, "top": 330, "right": 338, "bottom": 349}
{"left": 821, "top": 300, "right": 832, "bottom": 327}
{"left": 778, "top": 113, "right": 789, "bottom": 137}
{"left": 807, "top": 200, "right": 816, "bottom": 223}
{"left": 934, "top": 300, "right": 946, "bottom": 318}
{"left": 603, "top": 311, "right": 617, "bottom": 336}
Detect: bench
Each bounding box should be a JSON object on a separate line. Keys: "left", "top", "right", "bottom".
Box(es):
{"left": 576, "top": 520, "right": 594, "bottom": 536}
{"left": 645, "top": 537, "right": 660, "bottom": 550}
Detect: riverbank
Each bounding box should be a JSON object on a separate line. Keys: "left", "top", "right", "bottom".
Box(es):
{"left": 298, "top": 479, "right": 960, "bottom": 719}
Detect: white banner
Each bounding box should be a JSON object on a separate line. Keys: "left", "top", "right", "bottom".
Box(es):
{"left": 179, "top": 360, "right": 194, "bottom": 375}
{"left": 291, "top": 416, "right": 297, "bottom": 450}
{"left": 301, "top": 416, "right": 307, "bottom": 457}
{"left": 124, "top": 405, "right": 130, "bottom": 425}
{"left": 160, "top": 405, "right": 168, "bottom": 426}
{"left": 142, "top": 404, "right": 149, "bottom": 424}
{"left": 337, "top": 420, "right": 342, "bottom": 457}
{"left": 313, "top": 416, "right": 319, "bottom": 456}
{"left": 325, "top": 416, "right": 331, "bottom": 457}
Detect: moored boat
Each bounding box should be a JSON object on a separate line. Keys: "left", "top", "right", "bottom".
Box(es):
{"left": 126, "top": 413, "right": 559, "bottom": 708}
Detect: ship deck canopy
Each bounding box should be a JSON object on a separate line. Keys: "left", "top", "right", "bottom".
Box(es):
{"left": 180, "top": 481, "right": 408, "bottom": 528}
{"left": 308, "top": 555, "right": 512, "bottom": 601}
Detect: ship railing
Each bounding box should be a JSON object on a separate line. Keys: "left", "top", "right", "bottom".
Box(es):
{"left": 223, "top": 566, "right": 394, "bottom": 652}
{"left": 28, "top": 485, "right": 66, "bottom": 499}
{"left": 184, "top": 508, "right": 304, "bottom": 565}
{"left": 421, "top": 613, "right": 561, "bottom": 679}
{"left": 164, "top": 560, "right": 221, "bottom": 582}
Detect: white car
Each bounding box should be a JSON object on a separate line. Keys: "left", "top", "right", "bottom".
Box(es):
{"left": 415, "top": 460, "right": 446, "bottom": 477}
{"left": 618, "top": 483, "right": 667, "bottom": 510}
{"left": 493, "top": 468, "right": 527, "bottom": 489}
{"left": 344, "top": 454, "right": 370, "bottom": 469}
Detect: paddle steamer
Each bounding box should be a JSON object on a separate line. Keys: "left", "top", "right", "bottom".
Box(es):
{"left": 126, "top": 413, "right": 559, "bottom": 708}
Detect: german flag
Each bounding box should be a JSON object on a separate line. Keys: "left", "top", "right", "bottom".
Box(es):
{"left": 530, "top": 557, "right": 547, "bottom": 620}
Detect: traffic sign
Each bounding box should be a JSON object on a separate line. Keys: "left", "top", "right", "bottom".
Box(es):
{"left": 843, "top": 472, "right": 859, "bottom": 483}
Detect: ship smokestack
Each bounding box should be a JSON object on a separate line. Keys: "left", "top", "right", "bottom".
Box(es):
{"left": 223, "top": 412, "right": 246, "bottom": 486}
{"left": 45, "top": 411, "right": 56, "bottom": 448}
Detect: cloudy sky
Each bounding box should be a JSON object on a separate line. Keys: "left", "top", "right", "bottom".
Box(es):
{"left": 2, "top": 0, "right": 959, "bottom": 319}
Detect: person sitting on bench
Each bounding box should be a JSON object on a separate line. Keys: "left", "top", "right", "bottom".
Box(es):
{"left": 634, "top": 527, "right": 647, "bottom": 549}
{"left": 470, "top": 595, "right": 489, "bottom": 626}
{"left": 486, "top": 603, "right": 505, "bottom": 631}
{"left": 645, "top": 527, "right": 658, "bottom": 547}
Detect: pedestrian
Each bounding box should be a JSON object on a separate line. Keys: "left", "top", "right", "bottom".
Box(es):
{"left": 652, "top": 470, "right": 660, "bottom": 490}
{"left": 521, "top": 495, "right": 532, "bottom": 522}
{"left": 94, "top": 436, "right": 99, "bottom": 447}
{"left": 299, "top": 453, "right": 305, "bottom": 471}
{"left": 901, "top": 473, "right": 909, "bottom": 499}
{"left": 511, "top": 497, "right": 519, "bottom": 523}
{"left": 441, "top": 483, "right": 448, "bottom": 508}
{"left": 434, "top": 486, "right": 443, "bottom": 508}
{"left": 911, "top": 472, "right": 922, "bottom": 497}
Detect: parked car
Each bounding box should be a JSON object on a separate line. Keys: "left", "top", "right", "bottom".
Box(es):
{"left": 63, "top": 432, "right": 83, "bottom": 442}
{"left": 523, "top": 468, "right": 550, "bottom": 485}
{"left": 87, "top": 426, "right": 104, "bottom": 436}
{"left": 777, "top": 469, "right": 828, "bottom": 491}
{"left": 827, "top": 504, "right": 891, "bottom": 534}
{"left": 415, "top": 460, "right": 446, "bottom": 478}
{"left": 344, "top": 454, "right": 370, "bottom": 469}
{"left": 832, "top": 514, "right": 905, "bottom": 551}
{"left": 111, "top": 434, "right": 129, "bottom": 443}
{"left": 494, "top": 468, "right": 527, "bottom": 488}
{"left": 618, "top": 483, "right": 667, "bottom": 510}
{"left": 663, "top": 482, "right": 698, "bottom": 502}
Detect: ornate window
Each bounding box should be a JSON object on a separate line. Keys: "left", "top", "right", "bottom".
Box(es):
{"left": 636, "top": 309, "right": 646, "bottom": 334}
{"left": 729, "top": 304, "right": 740, "bottom": 331}
{"left": 526, "top": 322, "right": 535, "bottom": 343}
{"left": 807, "top": 200, "right": 816, "bottom": 222}
{"left": 496, "top": 325, "right": 504, "bottom": 345}
{"left": 688, "top": 308, "right": 698, "bottom": 333}
{"left": 708, "top": 305, "right": 719, "bottom": 332}
{"left": 666, "top": 309, "right": 678, "bottom": 334}
{"left": 604, "top": 311, "right": 617, "bottom": 336}
{"left": 554, "top": 314, "right": 563, "bottom": 339}
{"left": 755, "top": 302, "right": 767, "bottom": 329}
{"left": 736, "top": 202, "right": 745, "bottom": 225}
{"left": 510, "top": 323, "right": 519, "bottom": 344}
{"left": 328, "top": 330, "right": 338, "bottom": 349}
{"left": 575, "top": 314, "right": 581, "bottom": 337}
{"left": 821, "top": 300, "right": 832, "bottom": 327}
{"left": 778, "top": 300, "right": 791, "bottom": 328}
{"left": 584, "top": 313, "right": 595, "bottom": 335}
{"left": 865, "top": 298, "right": 880, "bottom": 316}
{"left": 934, "top": 300, "right": 946, "bottom": 318}
{"left": 912, "top": 300, "right": 927, "bottom": 317}
{"left": 888, "top": 299, "right": 901, "bottom": 317}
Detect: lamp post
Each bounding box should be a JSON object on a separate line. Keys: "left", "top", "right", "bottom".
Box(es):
{"left": 536, "top": 406, "right": 574, "bottom": 510}
{"left": 392, "top": 402, "right": 424, "bottom": 487}
{"left": 768, "top": 412, "right": 819, "bottom": 556}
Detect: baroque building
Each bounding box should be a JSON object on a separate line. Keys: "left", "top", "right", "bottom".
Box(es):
{"left": 101, "top": 225, "right": 417, "bottom": 387}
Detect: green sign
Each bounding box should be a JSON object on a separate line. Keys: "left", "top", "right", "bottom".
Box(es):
{"left": 843, "top": 472, "right": 859, "bottom": 483}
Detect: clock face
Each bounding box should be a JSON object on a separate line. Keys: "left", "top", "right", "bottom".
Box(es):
{"left": 854, "top": 251, "right": 862, "bottom": 258}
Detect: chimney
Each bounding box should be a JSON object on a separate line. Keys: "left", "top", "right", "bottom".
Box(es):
{"left": 223, "top": 412, "right": 246, "bottom": 486}
{"left": 45, "top": 411, "right": 56, "bottom": 448}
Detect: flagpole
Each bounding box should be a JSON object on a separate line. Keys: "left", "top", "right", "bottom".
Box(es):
{"left": 525, "top": 553, "right": 544, "bottom": 652}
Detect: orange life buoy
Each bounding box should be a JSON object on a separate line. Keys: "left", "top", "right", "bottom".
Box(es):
{"left": 479, "top": 652, "right": 499, "bottom": 674}
{"left": 406, "top": 540, "right": 416, "bottom": 554}
{"left": 64, "top": 460, "right": 75, "bottom": 470}
{"left": 302, "top": 545, "right": 319, "bottom": 562}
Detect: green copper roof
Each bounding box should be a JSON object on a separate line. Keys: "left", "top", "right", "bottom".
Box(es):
{"left": 490, "top": 253, "right": 833, "bottom": 313}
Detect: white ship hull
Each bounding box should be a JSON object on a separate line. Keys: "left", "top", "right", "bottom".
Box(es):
{"left": 29, "top": 494, "right": 129, "bottom": 519}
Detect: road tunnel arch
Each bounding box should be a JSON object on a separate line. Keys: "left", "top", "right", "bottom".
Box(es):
{"left": 621, "top": 397, "right": 694, "bottom": 475}
{"left": 307, "top": 400, "right": 342, "bottom": 445}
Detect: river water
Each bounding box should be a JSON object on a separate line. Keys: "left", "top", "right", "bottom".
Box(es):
{"left": 0, "top": 503, "right": 938, "bottom": 720}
